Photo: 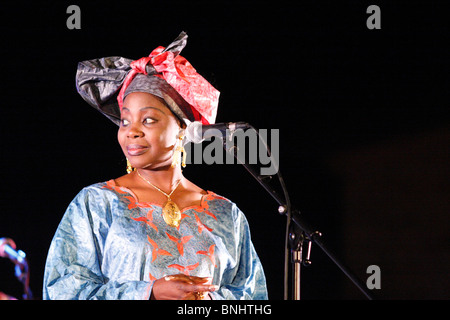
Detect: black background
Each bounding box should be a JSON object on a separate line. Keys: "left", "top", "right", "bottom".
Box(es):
{"left": 0, "top": 0, "right": 448, "bottom": 300}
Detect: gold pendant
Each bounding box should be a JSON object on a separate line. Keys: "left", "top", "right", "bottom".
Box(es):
{"left": 162, "top": 200, "right": 182, "bottom": 228}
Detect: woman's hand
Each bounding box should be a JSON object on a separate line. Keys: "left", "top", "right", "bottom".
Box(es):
{"left": 150, "top": 274, "right": 218, "bottom": 300}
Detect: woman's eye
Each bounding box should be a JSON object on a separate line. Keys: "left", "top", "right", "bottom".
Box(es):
{"left": 144, "top": 118, "right": 155, "bottom": 124}
{"left": 121, "top": 119, "right": 130, "bottom": 126}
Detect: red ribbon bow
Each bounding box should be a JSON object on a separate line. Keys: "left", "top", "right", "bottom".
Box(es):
{"left": 117, "top": 46, "right": 219, "bottom": 124}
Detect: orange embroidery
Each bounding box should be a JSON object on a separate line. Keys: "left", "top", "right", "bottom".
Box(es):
{"left": 205, "top": 192, "right": 228, "bottom": 202}
{"left": 193, "top": 204, "right": 217, "bottom": 220}
{"left": 167, "top": 262, "right": 199, "bottom": 275}
{"left": 148, "top": 272, "right": 157, "bottom": 282}
{"left": 203, "top": 209, "right": 217, "bottom": 220}
{"left": 166, "top": 232, "right": 193, "bottom": 256}
{"left": 147, "top": 236, "right": 172, "bottom": 262}
{"left": 191, "top": 192, "right": 228, "bottom": 220}
{"left": 196, "top": 244, "right": 217, "bottom": 268}
{"left": 101, "top": 180, "right": 127, "bottom": 194}
{"left": 125, "top": 196, "right": 138, "bottom": 209}
{"left": 124, "top": 195, "right": 153, "bottom": 210}
{"left": 132, "top": 209, "right": 158, "bottom": 232}
{"left": 193, "top": 212, "right": 213, "bottom": 234}
{"left": 175, "top": 213, "right": 190, "bottom": 231}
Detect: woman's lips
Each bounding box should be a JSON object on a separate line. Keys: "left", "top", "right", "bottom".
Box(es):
{"left": 127, "top": 144, "right": 149, "bottom": 156}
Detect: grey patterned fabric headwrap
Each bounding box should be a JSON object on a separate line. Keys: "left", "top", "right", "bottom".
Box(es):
{"left": 75, "top": 32, "right": 195, "bottom": 126}
{"left": 123, "top": 74, "right": 195, "bottom": 124}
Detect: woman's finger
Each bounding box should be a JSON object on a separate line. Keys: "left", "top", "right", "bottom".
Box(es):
{"left": 185, "top": 283, "right": 219, "bottom": 293}
{"left": 165, "top": 274, "right": 211, "bottom": 284}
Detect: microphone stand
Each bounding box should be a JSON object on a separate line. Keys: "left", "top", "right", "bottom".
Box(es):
{"left": 221, "top": 124, "right": 374, "bottom": 300}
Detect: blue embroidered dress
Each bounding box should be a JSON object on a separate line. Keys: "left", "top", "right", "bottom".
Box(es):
{"left": 43, "top": 180, "right": 267, "bottom": 300}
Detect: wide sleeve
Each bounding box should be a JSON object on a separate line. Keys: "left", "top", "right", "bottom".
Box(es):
{"left": 42, "top": 187, "right": 152, "bottom": 300}
{"left": 210, "top": 205, "right": 268, "bottom": 300}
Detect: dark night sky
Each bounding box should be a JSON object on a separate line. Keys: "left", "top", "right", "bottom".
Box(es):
{"left": 0, "top": 0, "right": 448, "bottom": 300}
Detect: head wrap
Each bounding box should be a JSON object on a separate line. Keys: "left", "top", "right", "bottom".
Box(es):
{"left": 75, "top": 32, "right": 219, "bottom": 126}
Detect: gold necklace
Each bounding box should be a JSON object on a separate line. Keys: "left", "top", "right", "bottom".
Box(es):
{"left": 136, "top": 170, "right": 183, "bottom": 228}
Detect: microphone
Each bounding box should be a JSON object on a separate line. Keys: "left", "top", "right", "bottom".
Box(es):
{"left": 185, "top": 121, "right": 251, "bottom": 143}
{"left": 0, "top": 237, "right": 27, "bottom": 266}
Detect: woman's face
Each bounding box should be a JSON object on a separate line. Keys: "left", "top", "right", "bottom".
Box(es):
{"left": 118, "top": 92, "right": 181, "bottom": 170}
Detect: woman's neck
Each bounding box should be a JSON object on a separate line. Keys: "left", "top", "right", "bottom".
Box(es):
{"left": 135, "top": 166, "right": 184, "bottom": 193}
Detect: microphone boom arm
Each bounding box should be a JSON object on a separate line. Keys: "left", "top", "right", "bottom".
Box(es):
{"left": 221, "top": 125, "right": 375, "bottom": 300}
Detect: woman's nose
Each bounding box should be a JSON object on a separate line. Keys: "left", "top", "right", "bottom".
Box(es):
{"left": 127, "top": 125, "right": 144, "bottom": 139}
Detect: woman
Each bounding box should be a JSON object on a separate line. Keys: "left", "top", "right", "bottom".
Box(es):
{"left": 43, "top": 32, "right": 267, "bottom": 300}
